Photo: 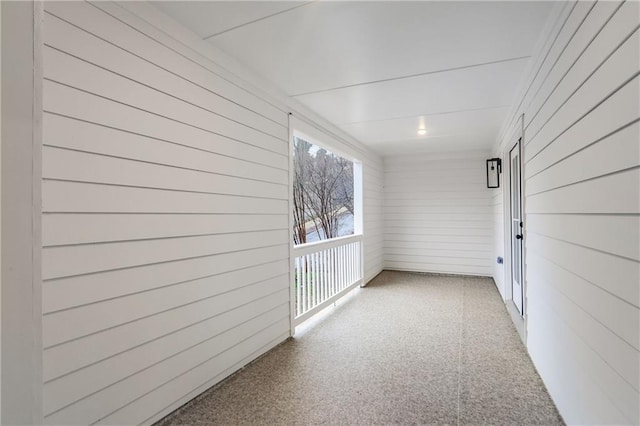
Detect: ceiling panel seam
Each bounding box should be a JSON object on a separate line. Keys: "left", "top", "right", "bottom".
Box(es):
{"left": 290, "top": 55, "right": 532, "bottom": 97}
{"left": 336, "top": 105, "right": 512, "bottom": 126}
{"left": 202, "top": 1, "right": 315, "bottom": 40}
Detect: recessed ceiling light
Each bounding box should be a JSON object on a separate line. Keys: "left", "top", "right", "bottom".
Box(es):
{"left": 417, "top": 129, "right": 427, "bottom": 136}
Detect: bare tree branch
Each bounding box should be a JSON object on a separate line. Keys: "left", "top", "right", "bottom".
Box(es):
{"left": 293, "top": 137, "right": 354, "bottom": 243}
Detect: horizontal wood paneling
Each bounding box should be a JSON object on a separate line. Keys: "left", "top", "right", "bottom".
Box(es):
{"left": 44, "top": 1, "right": 287, "bottom": 127}
{"left": 44, "top": 48, "right": 288, "bottom": 153}
{"left": 44, "top": 284, "right": 289, "bottom": 383}
{"left": 526, "top": 29, "right": 638, "bottom": 160}
{"left": 41, "top": 2, "right": 294, "bottom": 424}
{"left": 385, "top": 262, "right": 492, "bottom": 276}
{"left": 43, "top": 246, "right": 289, "bottom": 315}
{"left": 45, "top": 316, "right": 290, "bottom": 424}
{"left": 102, "top": 324, "right": 289, "bottom": 425}
{"left": 43, "top": 229, "right": 288, "bottom": 280}
{"left": 44, "top": 95, "right": 288, "bottom": 171}
{"left": 43, "top": 11, "right": 287, "bottom": 140}
{"left": 44, "top": 296, "right": 290, "bottom": 415}
{"left": 43, "top": 271, "right": 288, "bottom": 349}
{"left": 384, "top": 190, "right": 490, "bottom": 201}
{"left": 43, "top": 145, "right": 287, "bottom": 200}
{"left": 527, "top": 295, "right": 632, "bottom": 425}
{"left": 43, "top": 213, "right": 288, "bottom": 246}
{"left": 526, "top": 168, "right": 640, "bottom": 214}
{"left": 526, "top": 120, "right": 639, "bottom": 196}
{"left": 524, "top": 1, "right": 622, "bottom": 128}
{"left": 527, "top": 214, "right": 640, "bottom": 261}
{"left": 385, "top": 241, "right": 490, "bottom": 252}
{"left": 526, "top": 233, "right": 639, "bottom": 307}
{"left": 383, "top": 151, "right": 493, "bottom": 276}
{"left": 518, "top": 1, "right": 594, "bottom": 119}
{"left": 492, "top": 1, "right": 640, "bottom": 423}
{"left": 42, "top": 180, "right": 288, "bottom": 214}
{"left": 528, "top": 252, "right": 639, "bottom": 356}
{"left": 525, "top": 74, "right": 639, "bottom": 179}
{"left": 44, "top": 114, "right": 288, "bottom": 183}
{"left": 42, "top": 1, "right": 386, "bottom": 424}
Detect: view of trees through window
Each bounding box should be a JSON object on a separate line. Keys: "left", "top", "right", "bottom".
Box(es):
{"left": 293, "top": 136, "right": 354, "bottom": 245}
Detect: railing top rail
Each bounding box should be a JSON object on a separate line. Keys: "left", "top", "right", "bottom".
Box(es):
{"left": 293, "top": 233, "right": 362, "bottom": 257}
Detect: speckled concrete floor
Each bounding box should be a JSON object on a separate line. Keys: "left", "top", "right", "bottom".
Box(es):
{"left": 156, "top": 271, "right": 563, "bottom": 426}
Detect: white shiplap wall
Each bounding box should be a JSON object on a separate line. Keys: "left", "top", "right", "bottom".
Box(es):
{"left": 41, "top": 1, "right": 383, "bottom": 425}
{"left": 383, "top": 151, "right": 493, "bottom": 276}
{"left": 493, "top": 1, "right": 640, "bottom": 424}
{"left": 113, "top": 1, "right": 385, "bottom": 289}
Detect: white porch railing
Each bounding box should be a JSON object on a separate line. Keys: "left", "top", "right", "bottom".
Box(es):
{"left": 293, "top": 234, "right": 363, "bottom": 325}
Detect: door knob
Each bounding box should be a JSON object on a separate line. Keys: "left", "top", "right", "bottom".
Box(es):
{"left": 516, "top": 234, "right": 523, "bottom": 240}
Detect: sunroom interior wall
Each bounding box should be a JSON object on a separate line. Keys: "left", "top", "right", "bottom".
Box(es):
{"left": 40, "top": 1, "right": 383, "bottom": 425}
{"left": 493, "top": 1, "right": 640, "bottom": 423}
{"left": 383, "top": 150, "right": 494, "bottom": 276}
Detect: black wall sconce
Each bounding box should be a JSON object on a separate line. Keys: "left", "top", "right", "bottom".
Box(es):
{"left": 486, "top": 158, "right": 502, "bottom": 188}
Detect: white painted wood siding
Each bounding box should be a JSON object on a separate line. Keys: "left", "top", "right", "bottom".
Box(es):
{"left": 41, "top": 2, "right": 384, "bottom": 424}
{"left": 41, "top": 2, "right": 292, "bottom": 424}
{"left": 383, "top": 151, "right": 493, "bottom": 276}
{"left": 364, "top": 158, "right": 384, "bottom": 282}
{"left": 493, "top": 1, "right": 639, "bottom": 423}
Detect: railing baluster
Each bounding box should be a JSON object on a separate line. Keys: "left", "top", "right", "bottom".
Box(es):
{"left": 330, "top": 246, "right": 335, "bottom": 296}
{"left": 308, "top": 254, "right": 312, "bottom": 311}
{"left": 354, "top": 243, "right": 357, "bottom": 282}
{"left": 352, "top": 242, "right": 356, "bottom": 283}
{"left": 353, "top": 243, "right": 356, "bottom": 282}
{"left": 303, "top": 254, "right": 308, "bottom": 313}
{"left": 334, "top": 246, "right": 338, "bottom": 292}
{"left": 319, "top": 250, "right": 327, "bottom": 300}
{"left": 302, "top": 255, "right": 306, "bottom": 313}
{"left": 293, "top": 257, "right": 302, "bottom": 316}
{"left": 349, "top": 244, "right": 352, "bottom": 285}
{"left": 338, "top": 245, "right": 341, "bottom": 291}
{"left": 318, "top": 250, "right": 322, "bottom": 303}
{"left": 348, "top": 243, "right": 353, "bottom": 285}
{"left": 308, "top": 254, "right": 312, "bottom": 310}
{"left": 352, "top": 243, "right": 356, "bottom": 282}
{"left": 313, "top": 251, "right": 318, "bottom": 308}
{"left": 356, "top": 242, "right": 362, "bottom": 280}
{"left": 325, "top": 249, "right": 329, "bottom": 299}
{"left": 345, "top": 243, "right": 349, "bottom": 287}
{"left": 339, "top": 245, "right": 342, "bottom": 290}
{"left": 333, "top": 246, "right": 338, "bottom": 295}
{"left": 359, "top": 241, "right": 362, "bottom": 280}
{"left": 344, "top": 244, "right": 348, "bottom": 289}
{"left": 344, "top": 244, "right": 348, "bottom": 288}
{"left": 307, "top": 253, "right": 314, "bottom": 309}
{"left": 317, "top": 251, "right": 322, "bottom": 306}
{"left": 346, "top": 243, "right": 350, "bottom": 286}
{"left": 346, "top": 244, "right": 350, "bottom": 288}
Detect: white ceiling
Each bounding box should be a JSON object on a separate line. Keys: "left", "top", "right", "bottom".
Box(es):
{"left": 154, "top": 1, "right": 556, "bottom": 155}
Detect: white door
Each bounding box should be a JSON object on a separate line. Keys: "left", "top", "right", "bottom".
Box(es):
{"left": 509, "top": 139, "right": 524, "bottom": 315}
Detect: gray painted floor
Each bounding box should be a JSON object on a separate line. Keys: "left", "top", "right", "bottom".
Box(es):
{"left": 157, "top": 271, "right": 563, "bottom": 425}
